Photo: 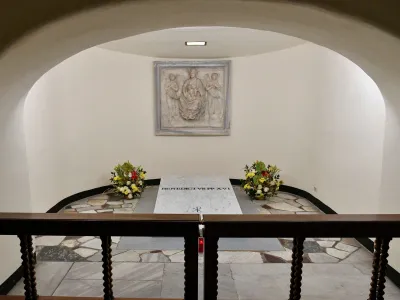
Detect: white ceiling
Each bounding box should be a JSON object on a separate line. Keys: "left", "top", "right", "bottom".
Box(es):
{"left": 97, "top": 27, "right": 306, "bottom": 58}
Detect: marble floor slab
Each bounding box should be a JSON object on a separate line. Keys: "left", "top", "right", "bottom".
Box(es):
{"left": 9, "top": 262, "right": 73, "bottom": 296}
{"left": 118, "top": 236, "right": 283, "bottom": 251}
{"left": 154, "top": 176, "right": 242, "bottom": 214}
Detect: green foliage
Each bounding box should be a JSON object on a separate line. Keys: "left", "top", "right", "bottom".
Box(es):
{"left": 110, "top": 161, "right": 147, "bottom": 199}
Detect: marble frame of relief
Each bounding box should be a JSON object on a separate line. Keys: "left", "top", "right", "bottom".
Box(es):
{"left": 154, "top": 60, "right": 231, "bottom": 136}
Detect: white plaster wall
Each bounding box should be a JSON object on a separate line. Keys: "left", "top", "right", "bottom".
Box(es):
{"left": 310, "top": 48, "right": 386, "bottom": 214}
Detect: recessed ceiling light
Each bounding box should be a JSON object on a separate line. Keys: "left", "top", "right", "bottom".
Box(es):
{"left": 185, "top": 41, "right": 207, "bottom": 46}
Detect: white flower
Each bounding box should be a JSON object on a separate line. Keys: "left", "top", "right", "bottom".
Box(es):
{"left": 264, "top": 187, "right": 269, "bottom": 192}
{"left": 250, "top": 169, "right": 255, "bottom": 173}
{"left": 127, "top": 194, "right": 133, "bottom": 199}
{"left": 128, "top": 173, "right": 132, "bottom": 177}
{"left": 257, "top": 185, "right": 262, "bottom": 189}
{"left": 270, "top": 181, "right": 275, "bottom": 186}
{"left": 126, "top": 181, "right": 131, "bottom": 185}
{"left": 138, "top": 180, "right": 143, "bottom": 185}
{"left": 118, "top": 187, "right": 123, "bottom": 192}
{"left": 256, "top": 189, "right": 262, "bottom": 194}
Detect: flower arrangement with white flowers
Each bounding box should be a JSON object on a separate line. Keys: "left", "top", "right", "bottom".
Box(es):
{"left": 110, "top": 161, "right": 146, "bottom": 199}
{"left": 241, "top": 160, "right": 283, "bottom": 200}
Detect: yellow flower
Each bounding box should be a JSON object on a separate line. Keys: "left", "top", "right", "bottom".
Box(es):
{"left": 140, "top": 172, "right": 146, "bottom": 179}
{"left": 243, "top": 184, "right": 251, "bottom": 190}
{"left": 113, "top": 176, "right": 121, "bottom": 181}
{"left": 246, "top": 172, "right": 255, "bottom": 178}
{"left": 259, "top": 178, "right": 266, "bottom": 183}
{"left": 131, "top": 184, "right": 139, "bottom": 192}
{"left": 124, "top": 190, "right": 129, "bottom": 195}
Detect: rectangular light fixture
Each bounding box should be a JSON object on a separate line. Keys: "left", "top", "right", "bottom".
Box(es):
{"left": 185, "top": 41, "right": 207, "bottom": 46}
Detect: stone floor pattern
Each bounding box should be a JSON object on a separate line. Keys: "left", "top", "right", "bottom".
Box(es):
{"left": 9, "top": 187, "right": 400, "bottom": 299}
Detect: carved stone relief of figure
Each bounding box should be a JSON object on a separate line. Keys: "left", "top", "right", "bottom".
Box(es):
{"left": 178, "top": 68, "right": 206, "bottom": 120}
{"left": 165, "top": 73, "right": 180, "bottom": 121}
{"left": 205, "top": 72, "right": 224, "bottom": 121}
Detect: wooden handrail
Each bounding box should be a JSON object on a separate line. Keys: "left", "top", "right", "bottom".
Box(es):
{"left": 0, "top": 213, "right": 200, "bottom": 236}
{"left": 202, "top": 214, "right": 400, "bottom": 237}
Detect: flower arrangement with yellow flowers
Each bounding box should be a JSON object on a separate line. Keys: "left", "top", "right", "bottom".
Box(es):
{"left": 110, "top": 161, "right": 146, "bottom": 199}
{"left": 241, "top": 160, "right": 283, "bottom": 200}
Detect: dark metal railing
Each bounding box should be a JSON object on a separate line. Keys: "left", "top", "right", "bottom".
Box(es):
{"left": 0, "top": 213, "right": 399, "bottom": 300}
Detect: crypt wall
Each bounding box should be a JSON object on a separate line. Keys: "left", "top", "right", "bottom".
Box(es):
{"left": 24, "top": 43, "right": 385, "bottom": 216}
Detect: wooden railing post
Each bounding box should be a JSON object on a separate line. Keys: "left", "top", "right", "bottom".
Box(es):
{"left": 376, "top": 238, "right": 392, "bottom": 300}
{"left": 369, "top": 238, "right": 383, "bottom": 300}
{"left": 184, "top": 234, "right": 199, "bottom": 300}
{"left": 289, "top": 237, "right": 305, "bottom": 300}
{"left": 100, "top": 236, "right": 113, "bottom": 300}
{"left": 18, "top": 235, "right": 37, "bottom": 300}
{"left": 203, "top": 235, "right": 219, "bottom": 300}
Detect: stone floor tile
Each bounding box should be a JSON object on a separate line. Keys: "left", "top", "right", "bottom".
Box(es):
{"left": 66, "top": 262, "right": 164, "bottom": 281}
{"left": 9, "top": 262, "right": 73, "bottom": 296}
{"left": 73, "top": 248, "right": 98, "bottom": 258}
{"left": 261, "top": 253, "right": 287, "bottom": 263}
{"left": 53, "top": 280, "right": 103, "bottom": 297}
{"left": 339, "top": 248, "right": 373, "bottom": 264}
{"left": 61, "top": 239, "right": 79, "bottom": 248}
{"left": 231, "top": 263, "right": 290, "bottom": 277}
{"left": 303, "top": 206, "right": 319, "bottom": 212}
{"left": 124, "top": 199, "right": 138, "bottom": 204}
{"left": 234, "top": 274, "right": 289, "bottom": 299}
{"left": 303, "top": 263, "right": 363, "bottom": 276}
{"left": 111, "top": 236, "right": 121, "bottom": 243}
{"left": 107, "top": 201, "right": 124, "bottom": 205}
{"left": 316, "top": 241, "right": 335, "bottom": 248}
{"left": 114, "top": 280, "right": 162, "bottom": 298}
{"left": 77, "top": 236, "right": 94, "bottom": 243}
{"left": 141, "top": 252, "right": 170, "bottom": 263}
{"left": 296, "top": 198, "right": 313, "bottom": 206}
{"left": 335, "top": 242, "right": 358, "bottom": 253}
{"left": 265, "top": 250, "right": 293, "bottom": 262}
{"left": 162, "top": 250, "right": 182, "bottom": 256}
{"left": 71, "top": 204, "right": 91, "bottom": 209}
{"left": 113, "top": 250, "right": 140, "bottom": 262}
{"left": 315, "top": 238, "right": 341, "bottom": 241}
{"left": 341, "top": 238, "right": 361, "bottom": 247}
{"left": 283, "top": 199, "right": 303, "bottom": 208}
{"left": 308, "top": 253, "right": 339, "bottom": 263}
{"left": 87, "top": 199, "right": 107, "bottom": 206}
{"left": 90, "top": 194, "right": 110, "bottom": 200}
{"left": 268, "top": 209, "right": 295, "bottom": 214}
{"left": 218, "top": 251, "right": 263, "bottom": 263}
{"left": 326, "top": 248, "right": 350, "bottom": 259}
{"left": 353, "top": 262, "right": 374, "bottom": 275}
{"left": 257, "top": 207, "right": 271, "bottom": 214}
{"left": 263, "top": 202, "right": 303, "bottom": 212}
{"left": 280, "top": 240, "right": 322, "bottom": 253}
{"left": 296, "top": 211, "right": 320, "bottom": 214}
{"left": 63, "top": 209, "right": 77, "bottom": 213}
{"left": 81, "top": 238, "right": 102, "bottom": 250}
{"left": 77, "top": 206, "right": 103, "bottom": 212}
{"left": 37, "top": 246, "right": 83, "bottom": 261}
{"left": 277, "top": 192, "right": 298, "bottom": 200}
{"left": 35, "top": 236, "right": 66, "bottom": 246}
{"left": 96, "top": 209, "right": 113, "bottom": 213}
{"left": 114, "top": 208, "right": 134, "bottom": 213}
{"left": 78, "top": 210, "right": 97, "bottom": 214}
{"left": 168, "top": 251, "right": 185, "bottom": 262}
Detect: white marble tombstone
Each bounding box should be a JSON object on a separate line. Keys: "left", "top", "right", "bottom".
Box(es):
{"left": 154, "top": 176, "right": 242, "bottom": 214}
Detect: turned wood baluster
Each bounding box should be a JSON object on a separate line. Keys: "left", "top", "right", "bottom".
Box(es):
{"left": 376, "top": 238, "right": 392, "bottom": 300}
{"left": 288, "top": 237, "right": 305, "bottom": 300}
{"left": 100, "top": 236, "right": 114, "bottom": 300}
{"left": 26, "top": 235, "right": 37, "bottom": 300}
{"left": 184, "top": 235, "right": 199, "bottom": 300}
{"left": 204, "top": 235, "right": 219, "bottom": 300}
{"left": 368, "top": 238, "right": 383, "bottom": 300}
{"left": 18, "top": 235, "right": 38, "bottom": 300}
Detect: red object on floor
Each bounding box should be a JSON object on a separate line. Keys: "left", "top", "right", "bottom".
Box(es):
{"left": 199, "top": 237, "right": 204, "bottom": 253}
